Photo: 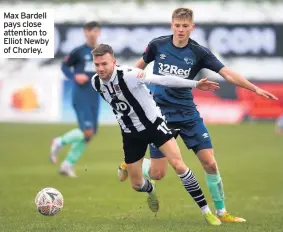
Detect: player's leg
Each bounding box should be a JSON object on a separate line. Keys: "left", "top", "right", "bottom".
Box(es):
{"left": 143, "top": 126, "right": 181, "bottom": 180}
{"left": 63, "top": 95, "right": 100, "bottom": 173}
{"left": 179, "top": 119, "right": 226, "bottom": 214}
{"left": 157, "top": 138, "right": 220, "bottom": 225}
{"left": 118, "top": 126, "right": 179, "bottom": 182}
{"left": 58, "top": 103, "right": 95, "bottom": 177}
{"left": 50, "top": 96, "right": 88, "bottom": 165}
{"left": 149, "top": 118, "right": 220, "bottom": 225}
{"left": 122, "top": 132, "right": 159, "bottom": 213}
{"left": 127, "top": 158, "right": 158, "bottom": 213}
{"left": 180, "top": 118, "right": 245, "bottom": 222}
{"left": 196, "top": 148, "right": 245, "bottom": 222}
{"left": 143, "top": 144, "right": 168, "bottom": 180}
{"left": 118, "top": 139, "right": 168, "bottom": 182}
{"left": 50, "top": 127, "right": 84, "bottom": 165}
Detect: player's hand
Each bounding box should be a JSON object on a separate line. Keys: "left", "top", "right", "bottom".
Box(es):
{"left": 196, "top": 78, "right": 220, "bottom": 91}
{"left": 255, "top": 87, "right": 278, "bottom": 100}
{"left": 75, "top": 74, "right": 89, "bottom": 85}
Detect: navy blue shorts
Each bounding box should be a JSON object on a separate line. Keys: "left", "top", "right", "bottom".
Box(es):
{"left": 73, "top": 94, "right": 100, "bottom": 132}
{"left": 149, "top": 117, "right": 212, "bottom": 159}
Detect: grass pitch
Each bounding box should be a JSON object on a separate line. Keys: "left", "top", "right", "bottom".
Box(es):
{"left": 0, "top": 122, "right": 282, "bottom": 232}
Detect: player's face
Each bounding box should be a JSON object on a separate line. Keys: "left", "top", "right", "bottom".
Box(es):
{"left": 94, "top": 53, "right": 116, "bottom": 80}
{"left": 171, "top": 18, "right": 195, "bottom": 42}
{"left": 84, "top": 27, "right": 100, "bottom": 45}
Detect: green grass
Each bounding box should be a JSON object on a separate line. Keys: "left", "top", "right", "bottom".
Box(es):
{"left": 0, "top": 123, "right": 282, "bottom": 232}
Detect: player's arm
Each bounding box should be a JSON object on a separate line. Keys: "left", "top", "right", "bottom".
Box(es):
{"left": 202, "top": 49, "right": 278, "bottom": 100}
{"left": 136, "top": 57, "right": 148, "bottom": 70}
{"left": 62, "top": 60, "right": 75, "bottom": 80}
{"left": 218, "top": 67, "right": 277, "bottom": 100}
{"left": 135, "top": 40, "right": 157, "bottom": 70}
{"left": 136, "top": 70, "right": 219, "bottom": 91}
{"left": 62, "top": 48, "right": 88, "bottom": 85}
{"left": 61, "top": 49, "right": 78, "bottom": 79}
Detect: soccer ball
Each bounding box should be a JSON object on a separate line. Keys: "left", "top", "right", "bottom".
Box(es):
{"left": 35, "top": 187, "right": 64, "bottom": 216}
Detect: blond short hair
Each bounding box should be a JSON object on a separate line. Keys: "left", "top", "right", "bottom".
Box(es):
{"left": 172, "top": 8, "right": 194, "bottom": 21}
{"left": 92, "top": 44, "right": 114, "bottom": 57}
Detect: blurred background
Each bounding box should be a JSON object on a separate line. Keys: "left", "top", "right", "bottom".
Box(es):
{"left": 0, "top": 1, "right": 283, "bottom": 231}
{"left": 0, "top": 0, "right": 282, "bottom": 124}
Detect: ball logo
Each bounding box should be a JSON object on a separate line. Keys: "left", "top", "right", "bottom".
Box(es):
{"left": 46, "top": 192, "right": 58, "bottom": 201}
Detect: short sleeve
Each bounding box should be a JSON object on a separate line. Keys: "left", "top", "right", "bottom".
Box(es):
{"left": 63, "top": 48, "right": 79, "bottom": 67}
{"left": 201, "top": 48, "right": 225, "bottom": 73}
{"left": 123, "top": 68, "right": 146, "bottom": 89}
{"left": 142, "top": 40, "right": 157, "bottom": 64}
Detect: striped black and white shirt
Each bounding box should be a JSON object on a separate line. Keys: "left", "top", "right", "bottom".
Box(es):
{"left": 91, "top": 66, "right": 198, "bottom": 133}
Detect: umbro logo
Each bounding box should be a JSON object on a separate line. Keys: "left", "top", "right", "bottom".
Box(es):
{"left": 202, "top": 133, "right": 209, "bottom": 138}
{"left": 160, "top": 54, "right": 166, "bottom": 59}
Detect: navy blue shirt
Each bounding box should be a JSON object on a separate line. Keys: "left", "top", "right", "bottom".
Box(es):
{"left": 143, "top": 35, "right": 224, "bottom": 122}
{"left": 62, "top": 44, "right": 98, "bottom": 104}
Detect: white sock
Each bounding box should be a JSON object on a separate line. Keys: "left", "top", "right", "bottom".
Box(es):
{"left": 137, "top": 178, "right": 154, "bottom": 194}
{"left": 201, "top": 205, "right": 211, "bottom": 215}
{"left": 216, "top": 208, "right": 227, "bottom": 216}
{"left": 57, "top": 137, "right": 63, "bottom": 146}
{"left": 61, "top": 160, "right": 72, "bottom": 169}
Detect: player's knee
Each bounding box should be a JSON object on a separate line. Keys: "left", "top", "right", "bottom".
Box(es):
{"left": 197, "top": 149, "right": 218, "bottom": 173}
{"left": 131, "top": 181, "right": 143, "bottom": 191}
{"left": 83, "top": 129, "right": 94, "bottom": 142}
{"left": 169, "top": 157, "right": 187, "bottom": 173}
{"left": 150, "top": 169, "right": 166, "bottom": 180}
{"left": 204, "top": 160, "right": 218, "bottom": 174}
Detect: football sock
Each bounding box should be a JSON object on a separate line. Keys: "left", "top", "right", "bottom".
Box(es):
{"left": 178, "top": 169, "right": 209, "bottom": 210}
{"left": 60, "top": 128, "right": 84, "bottom": 146}
{"left": 65, "top": 140, "right": 87, "bottom": 165}
{"left": 136, "top": 178, "right": 153, "bottom": 194}
{"left": 142, "top": 158, "right": 151, "bottom": 179}
{"left": 205, "top": 172, "right": 226, "bottom": 211}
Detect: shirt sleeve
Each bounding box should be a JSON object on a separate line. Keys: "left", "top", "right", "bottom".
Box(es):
{"left": 142, "top": 40, "right": 157, "bottom": 64}
{"left": 139, "top": 73, "right": 197, "bottom": 88}
{"left": 201, "top": 48, "right": 225, "bottom": 73}
{"left": 125, "top": 68, "right": 198, "bottom": 89}
{"left": 63, "top": 48, "right": 79, "bottom": 67}
{"left": 61, "top": 48, "right": 81, "bottom": 79}
{"left": 123, "top": 68, "right": 144, "bottom": 89}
